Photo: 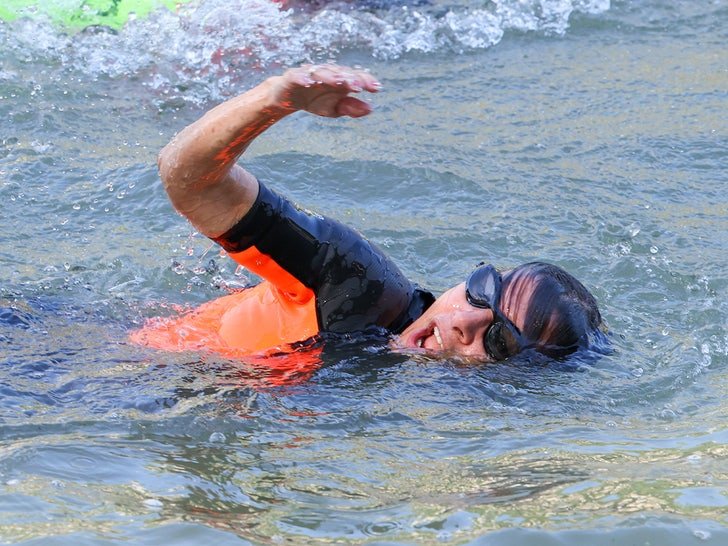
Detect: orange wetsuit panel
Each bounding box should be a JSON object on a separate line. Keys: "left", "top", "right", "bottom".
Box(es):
{"left": 132, "top": 242, "right": 318, "bottom": 356}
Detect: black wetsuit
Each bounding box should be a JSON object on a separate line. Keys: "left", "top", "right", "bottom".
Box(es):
{"left": 132, "top": 180, "right": 433, "bottom": 357}
{"left": 212, "top": 181, "right": 434, "bottom": 339}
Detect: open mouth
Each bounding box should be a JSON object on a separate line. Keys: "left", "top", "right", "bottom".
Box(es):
{"left": 416, "top": 325, "right": 444, "bottom": 350}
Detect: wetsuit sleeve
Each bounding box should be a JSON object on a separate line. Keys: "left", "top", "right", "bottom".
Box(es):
{"left": 212, "top": 182, "right": 418, "bottom": 333}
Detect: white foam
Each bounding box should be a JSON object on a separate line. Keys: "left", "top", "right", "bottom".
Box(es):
{"left": 0, "top": 0, "right": 611, "bottom": 103}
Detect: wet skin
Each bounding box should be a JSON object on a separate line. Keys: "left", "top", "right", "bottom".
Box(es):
{"left": 395, "top": 272, "right": 540, "bottom": 360}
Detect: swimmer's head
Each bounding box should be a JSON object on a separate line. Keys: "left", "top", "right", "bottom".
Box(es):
{"left": 397, "top": 261, "right": 603, "bottom": 361}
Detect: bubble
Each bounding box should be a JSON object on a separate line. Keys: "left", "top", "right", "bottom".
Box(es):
{"left": 500, "top": 384, "right": 517, "bottom": 396}
{"left": 143, "top": 498, "right": 163, "bottom": 509}
{"left": 363, "top": 521, "right": 399, "bottom": 535}
{"left": 209, "top": 431, "right": 226, "bottom": 443}
{"left": 686, "top": 453, "right": 702, "bottom": 463}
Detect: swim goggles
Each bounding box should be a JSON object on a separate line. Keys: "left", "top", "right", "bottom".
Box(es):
{"left": 465, "top": 264, "right": 525, "bottom": 361}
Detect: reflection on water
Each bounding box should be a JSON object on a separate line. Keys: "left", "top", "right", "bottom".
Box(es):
{"left": 1, "top": 0, "right": 728, "bottom": 544}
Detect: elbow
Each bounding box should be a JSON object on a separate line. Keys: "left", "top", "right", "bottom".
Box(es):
{"left": 157, "top": 141, "right": 189, "bottom": 213}
{"left": 157, "top": 142, "right": 177, "bottom": 192}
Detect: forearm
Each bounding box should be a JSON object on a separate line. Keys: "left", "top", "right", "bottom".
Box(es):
{"left": 157, "top": 64, "right": 379, "bottom": 238}
{"left": 158, "top": 76, "right": 292, "bottom": 235}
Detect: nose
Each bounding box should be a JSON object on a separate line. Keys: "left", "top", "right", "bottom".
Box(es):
{"left": 448, "top": 308, "right": 491, "bottom": 354}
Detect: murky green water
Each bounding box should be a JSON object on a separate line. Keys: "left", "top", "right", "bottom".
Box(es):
{"left": 1, "top": 0, "right": 727, "bottom": 544}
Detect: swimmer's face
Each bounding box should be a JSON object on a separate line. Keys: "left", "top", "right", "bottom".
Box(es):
{"left": 396, "top": 268, "right": 538, "bottom": 360}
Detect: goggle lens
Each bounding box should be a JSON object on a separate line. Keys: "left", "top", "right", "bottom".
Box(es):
{"left": 466, "top": 264, "right": 523, "bottom": 360}
{"left": 485, "top": 320, "right": 521, "bottom": 360}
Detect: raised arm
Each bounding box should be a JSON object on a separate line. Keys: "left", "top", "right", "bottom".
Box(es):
{"left": 157, "top": 64, "right": 381, "bottom": 238}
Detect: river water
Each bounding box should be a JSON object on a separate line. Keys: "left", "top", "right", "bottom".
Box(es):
{"left": 1, "top": 0, "right": 727, "bottom": 544}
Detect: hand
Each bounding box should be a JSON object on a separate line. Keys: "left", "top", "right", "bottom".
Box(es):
{"left": 271, "top": 63, "right": 381, "bottom": 118}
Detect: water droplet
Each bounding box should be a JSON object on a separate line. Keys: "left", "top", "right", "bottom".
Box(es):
{"left": 501, "top": 384, "right": 516, "bottom": 396}
{"left": 143, "top": 498, "right": 163, "bottom": 509}
{"left": 209, "top": 432, "right": 226, "bottom": 443}
{"left": 686, "top": 453, "right": 702, "bottom": 462}
{"left": 693, "top": 530, "right": 711, "bottom": 541}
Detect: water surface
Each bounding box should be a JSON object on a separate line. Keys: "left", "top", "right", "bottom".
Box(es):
{"left": 1, "top": 0, "right": 727, "bottom": 544}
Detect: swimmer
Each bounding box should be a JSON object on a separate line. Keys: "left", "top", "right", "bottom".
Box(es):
{"left": 135, "top": 63, "right": 603, "bottom": 362}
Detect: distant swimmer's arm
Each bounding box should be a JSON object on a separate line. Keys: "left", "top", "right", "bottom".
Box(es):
{"left": 157, "top": 64, "right": 381, "bottom": 238}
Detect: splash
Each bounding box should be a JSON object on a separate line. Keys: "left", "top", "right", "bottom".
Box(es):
{"left": 0, "top": 0, "right": 610, "bottom": 103}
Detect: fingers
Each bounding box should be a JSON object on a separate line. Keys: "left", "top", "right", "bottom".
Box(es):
{"left": 297, "top": 63, "right": 381, "bottom": 94}
{"left": 278, "top": 63, "right": 380, "bottom": 117}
